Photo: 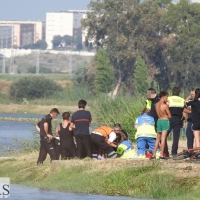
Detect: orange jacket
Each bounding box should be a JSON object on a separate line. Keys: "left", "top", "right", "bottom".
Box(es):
{"left": 93, "top": 126, "right": 113, "bottom": 137}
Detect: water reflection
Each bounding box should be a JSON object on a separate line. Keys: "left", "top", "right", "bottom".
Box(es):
{"left": 11, "top": 184, "right": 152, "bottom": 200}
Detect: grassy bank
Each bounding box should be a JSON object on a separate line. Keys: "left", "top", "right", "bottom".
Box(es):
{"left": 0, "top": 152, "right": 200, "bottom": 200}
{"left": 0, "top": 104, "right": 79, "bottom": 114}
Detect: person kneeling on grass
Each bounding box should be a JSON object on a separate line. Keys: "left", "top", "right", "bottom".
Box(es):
{"left": 116, "top": 134, "right": 137, "bottom": 159}
{"left": 135, "top": 108, "right": 157, "bottom": 158}
{"left": 91, "top": 126, "right": 118, "bottom": 159}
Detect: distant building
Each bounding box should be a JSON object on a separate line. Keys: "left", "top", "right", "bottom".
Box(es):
{"left": 46, "top": 10, "right": 87, "bottom": 49}
{"left": 0, "top": 26, "right": 13, "bottom": 48}
{"left": 0, "top": 20, "right": 43, "bottom": 48}
{"left": 20, "top": 24, "right": 35, "bottom": 47}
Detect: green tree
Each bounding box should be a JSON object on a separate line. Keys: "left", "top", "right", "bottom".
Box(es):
{"left": 63, "top": 35, "right": 73, "bottom": 46}
{"left": 23, "top": 43, "right": 35, "bottom": 49}
{"left": 82, "top": 0, "right": 166, "bottom": 93}
{"left": 9, "top": 76, "right": 63, "bottom": 100}
{"left": 23, "top": 40, "right": 47, "bottom": 50}
{"left": 133, "top": 56, "right": 149, "bottom": 95}
{"left": 73, "top": 65, "right": 87, "bottom": 85}
{"left": 94, "top": 48, "right": 114, "bottom": 94}
{"left": 73, "top": 36, "right": 82, "bottom": 44}
{"left": 163, "top": 0, "right": 200, "bottom": 90}
{"left": 34, "top": 40, "right": 47, "bottom": 50}
{"left": 52, "top": 35, "right": 62, "bottom": 49}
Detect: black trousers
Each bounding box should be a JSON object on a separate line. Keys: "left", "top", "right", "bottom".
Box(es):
{"left": 55, "top": 145, "right": 61, "bottom": 160}
{"left": 91, "top": 134, "right": 117, "bottom": 159}
{"left": 75, "top": 135, "right": 92, "bottom": 159}
{"left": 165, "top": 117, "right": 182, "bottom": 156}
{"left": 37, "top": 136, "right": 58, "bottom": 164}
{"left": 186, "top": 121, "right": 194, "bottom": 149}
{"left": 60, "top": 139, "right": 77, "bottom": 159}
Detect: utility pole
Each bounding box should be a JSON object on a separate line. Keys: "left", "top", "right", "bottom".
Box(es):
{"left": 0, "top": 35, "right": 5, "bottom": 73}
{"left": 36, "top": 51, "right": 40, "bottom": 74}
{"left": 2, "top": 55, "right": 5, "bottom": 74}
{"left": 69, "top": 54, "right": 72, "bottom": 74}
{"left": 9, "top": 48, "right": 14, "bottom": 74}
{"left": 33, "top": 50, "right": 40, "bottom": 74}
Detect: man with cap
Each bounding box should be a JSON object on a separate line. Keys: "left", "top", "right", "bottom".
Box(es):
{"left": 36, "top": 108, "right": 60, "bottom": 164}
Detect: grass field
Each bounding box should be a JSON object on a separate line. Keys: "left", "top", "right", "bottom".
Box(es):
{"left": 0, "top": 152, "right": 199, "bottom": 200}
{"left": 0, "top": 73, "right": 72, "bottom": 81}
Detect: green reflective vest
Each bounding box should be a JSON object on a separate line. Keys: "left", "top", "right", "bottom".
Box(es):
{"left": 146, "top": 99, "right": 152, "bottom": 110}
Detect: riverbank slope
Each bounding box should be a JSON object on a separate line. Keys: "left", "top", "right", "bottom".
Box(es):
{"left": 0, "top": 152, "right": 200, "bottom": 200}
{"left": 0, "top": 104, "right": 79, "bottom": 114}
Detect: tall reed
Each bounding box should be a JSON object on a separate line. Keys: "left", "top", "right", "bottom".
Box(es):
{"left": 90, "top": 94, "right": 145, "bottom": 141}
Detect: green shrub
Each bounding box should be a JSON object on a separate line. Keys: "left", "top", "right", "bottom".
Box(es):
{"left": 27, "top": 66, "right": 52, "bottom": 74}
{"left": 91, "top": 94, "right": 145, "bottom": 141}
{"left": 9, "top": 76, "right": 63, "bottom": 101}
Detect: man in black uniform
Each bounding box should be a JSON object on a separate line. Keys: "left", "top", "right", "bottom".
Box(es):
{"left": 145, "top": 88, "right": 160, "bottom": 149}
{"left": 167, "top": 87, "right": 184, "bottom": 157}
{"left": 184, "top": 88, "right": 195, "bottom": 149}
{"left": 70, "top": 99, "right": 92, "bottom": 159}
{"left": 146, "top": 88, "right": 160, "bottom": 122}
{"left": 36, "top": 108, "right": 60, "bottom": 164}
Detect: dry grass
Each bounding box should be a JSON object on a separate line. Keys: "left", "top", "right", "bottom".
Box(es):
{"left": 0, "top": 104, "right": 79, "bottom": 114}
{"left": 0, "top": 80, "right": 12, "bottom": 94}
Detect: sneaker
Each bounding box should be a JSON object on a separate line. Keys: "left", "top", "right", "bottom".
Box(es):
{"left": 150, "top": 156, "right": 156, "bottom": 160}
{"left": 159, "top": 156, "right": 168, "bottom": 160}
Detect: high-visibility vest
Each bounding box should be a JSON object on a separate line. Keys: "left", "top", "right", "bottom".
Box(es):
{"left": 93, "top": 126, "right": 113, "bottom": 137}
{"left": 168, "top": 96, "right": 184, "bottom": 117}
{"left": 117, "top": 140, "right": 136, "bottom": 159}
{"left": 146, "top": 99, "right": 152, "bottom": 110}
{"left": 135, "top": 113, "right": 157, "bottom": 139}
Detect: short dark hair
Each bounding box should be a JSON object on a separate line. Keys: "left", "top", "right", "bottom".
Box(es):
{"left": 78, "top": 99, "right": 87, "bottom": 108}
{"left": 50, "top": 108, "right": 60, "bottom": 114}
{"left": 194, "top": 88, "right": 200, "bottom": 101}
{"left": 172, "top": 87, "right": 180, "bottom": 96}
{"left": 159, "top": 91, "right": 168, "bottom": 98}
{"left": 62, "top": 112, "right": 70, "bottom": 120}
{"left": 114, "top": 123, "right": 122, "bottom": 128}
{"left": 141, "top": 108, "right": 150, "bottom": 115}
{"left": 147, "top": 88, "right": 156, "bottom": 94}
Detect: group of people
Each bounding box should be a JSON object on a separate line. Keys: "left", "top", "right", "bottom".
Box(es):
{"left": 137, "top": 87, "right": 200, "bottom": 160}
{"left": 36, "top": 100, "right": 135, "bottom": 164}
{"left": 36, "top": 87, "right": 200, "bottom": 164}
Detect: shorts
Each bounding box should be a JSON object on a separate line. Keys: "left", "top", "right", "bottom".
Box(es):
{"left": 192, "top": 123, "right": 200, "bottom": 131}
{"left": 157, "top": 119, "right": 170, "bottom": 133}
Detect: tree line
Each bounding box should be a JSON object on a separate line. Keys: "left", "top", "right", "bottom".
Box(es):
{"left": 81, "top": 0, "right": 200, "bottom": 95}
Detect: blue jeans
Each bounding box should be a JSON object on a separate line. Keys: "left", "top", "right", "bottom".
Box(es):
{"left": 137, "top": 137, "right": 156, "bottom": 155}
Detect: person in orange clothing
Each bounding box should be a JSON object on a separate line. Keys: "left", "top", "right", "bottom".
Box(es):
{"left": 91, "top": 126, "right": 118, "bottom": 159}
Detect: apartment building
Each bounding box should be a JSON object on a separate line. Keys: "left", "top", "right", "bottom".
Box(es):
{"left": 0, "top": 26, "right": 13, "bottom": 48}
{"left": 46, "top": 10, "right": 87, "bottom": 49}
{"left": 0, "top": 21, "right": 44, "bottom": 47}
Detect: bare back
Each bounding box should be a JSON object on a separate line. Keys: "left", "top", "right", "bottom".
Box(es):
{"left": 155, "top": 101, "right": 171, "bottom": 119}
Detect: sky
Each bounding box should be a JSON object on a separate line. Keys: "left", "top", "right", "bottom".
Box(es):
{"left": 0, "top": 0, "right": 91, "bottom": 21}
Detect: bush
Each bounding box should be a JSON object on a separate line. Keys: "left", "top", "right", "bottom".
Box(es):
{"left": 9, "top": 76, "right": 63, "bottom": 101}
{"left": 91, "top": 94, "right": 145, "bottom": 142}
{"left": 27, "top": 66, "right": 52, "bottom": 74}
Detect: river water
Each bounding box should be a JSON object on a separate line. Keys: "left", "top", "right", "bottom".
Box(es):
{"left": 10, "top": 184, "right": 152, "bottom": 200}
{"left": 0, "top": 114, "right": 153, "bottom": 200}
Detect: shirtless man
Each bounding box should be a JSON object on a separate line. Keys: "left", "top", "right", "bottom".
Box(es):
{"left": 151, "top": 91, "right": 171, "bottom": 159}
